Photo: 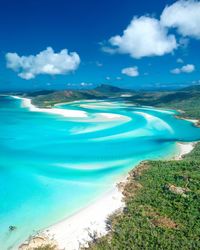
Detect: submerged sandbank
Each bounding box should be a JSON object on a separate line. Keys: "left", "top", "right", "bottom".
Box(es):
{"left": 8, "top": 96, "right": 198, "bottom": 249}
{"left": 12, "top": 96, "right": 130, "bottom": 121}
{"left": 18, "top": 141, "right": 196, "bottom": 250}
{"left": 12, "top": 96, "right": 88, "bottom": 118}
{"left": 43, "top": 142, "right": 197, "bottom": 250}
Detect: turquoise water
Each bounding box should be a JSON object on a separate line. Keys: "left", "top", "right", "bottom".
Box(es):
{"left": 0, "top": 96, "right": 200, "bottom": 249}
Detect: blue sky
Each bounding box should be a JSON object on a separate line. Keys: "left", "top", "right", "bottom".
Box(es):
{"left": 0, "top": 0, "right": 200, "bottom": 91}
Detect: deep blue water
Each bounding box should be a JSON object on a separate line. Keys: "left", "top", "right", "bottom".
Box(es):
{"left": 0, "top": 96, "right": 200, "bottom": 249}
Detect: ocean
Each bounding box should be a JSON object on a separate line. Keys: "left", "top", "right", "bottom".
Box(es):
{"left": 0, "top": 96, "right": 200, "bottom": 249}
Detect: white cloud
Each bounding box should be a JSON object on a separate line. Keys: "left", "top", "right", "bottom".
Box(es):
{"left": 96, "top": 61, "right": 103, "bottom": 67}
{"left": 6, "top": 47, "right": 80, "bottom": 80}
{"left": 101, "top": 46, "right": 116, "bottom": 54}
{"left": 116, "top": 76, "right": 122, "bottom": 80}
{"left": 192, "top": 80, "right": 200, "bottom": 84}
{"left": 161, "top": 0, "right": 200, "bottom": 39}
{"left": 122, "top": 66, "right": 139, "bottom": 77}
{"left": 181, "top": 64, "right": 195, "bottom": 73}
{"left": 177, "top": 58, "right": 184, "bottom": 63}
{"left": 171, "top": 64, "right": 195, "bottom": 74}
{"left": 103, "top": 16, "right": 177, "bottom": 58}
{"left": 80, "top": 82, "right": 93, "bottom": 86}
{"left": 171, "top": 68, "right": 181, "bottom": 74}
{"left": 106, "top": 76, "right": 111, "bottom": 80}
{"left": 102, "top": 1, "right": 200, "bottom": 60}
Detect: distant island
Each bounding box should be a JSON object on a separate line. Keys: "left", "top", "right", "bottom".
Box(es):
{"left": 13, "top": 83, "right": 200, "bottom": 122}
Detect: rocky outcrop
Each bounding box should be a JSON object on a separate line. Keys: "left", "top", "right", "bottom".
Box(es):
{"left": 19, "top": 233, "right": 59, "bottom": 250}
{"left": 165, "top": 184, "right": 190, "bottom": 197}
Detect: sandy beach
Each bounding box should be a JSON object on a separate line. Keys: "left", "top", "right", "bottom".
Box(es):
{"left": 12, "top": 96, "right": 88, "bottom": 118}
{"left": 37, "top": 141, "right": 196, "bottom": 250}
{"left": 19, "top": 141, "right": 196, "bottom": 250}
{"left": 12, "top": 96, "right": 130, "bottom": 122}
{"left": 18, "top": 141, "right": 196, "bottom": 250}
{"left": 43, "top": 187, "right": 124, "bottom": 250}
{"left": 13, "top": 96, "right": 198, "bottom": 250}
{"left": 175, "top": 142, "right": 196, "bottom": 160}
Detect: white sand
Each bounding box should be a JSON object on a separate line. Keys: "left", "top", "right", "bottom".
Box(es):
{"left": 17, "top": 140, "right": 197, "bottom": 250}
{"left": 43, "top": 188, "right": 124, "bottom": 250}
{"left": 175, "top": 142, "right": 196, "bottom": 160}
{"left": 98, "top": 112, "right": 128, "bottom": 120}
{"left": 42, "top": 142, "right": 195, "bottom": 250}
{"left": 174, "top": 119, "right": 197, "bottom": 160}
{"left": 41, "top": 141, "right": 196, "bottom": 250}
{"left": 11, "top": 95, "right": 125, "bottom": 250}
{"left": 184, "top": 118, "right": 199, "bottom": 125}
{"left": 12, "top": 96, "right": 198, "bottom": 249}
{"left": 12, "top": 96, "right": 88, "bottom": 118}
{"left": 120, "top": 94, "right": 133, "bottom": 97}
{"left": 12, "top": 96, "right": 129, "bottom": 121}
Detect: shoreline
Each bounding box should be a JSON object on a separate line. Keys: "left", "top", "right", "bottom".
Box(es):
{"left": 176, "top": 115, "right": 199, "bottom": 127}
{"left": 175, "top": 109, "right": 200, "bottom": 127}
{"left": 174, "top": 142, "right": 197, "bottom": 160}
{"left": 11, "top": 95, "right": 200, "bottom": 127}
{"left": 44, "top": 187, "right": 124, "bottom": 250}
{"left": 10, "top": 96, "right": 198, "bottom": 249}
{"left": 19, "top": 187, "right": 124, "bottom": 250}
{"left": 18, "top": 141, "right": 197, "bottom": 250}
{"left": 44, "top": 141, "right": 197, "bottom": 250}
{"left": 11, "top": 96, "right": 128, "bottom": 121}
{"left": 11, "top": 95, "right": 88, "bottom": 118}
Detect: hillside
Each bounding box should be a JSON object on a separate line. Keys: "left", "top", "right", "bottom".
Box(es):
{"left": 85, "top": 144, "right": 200, "bottom": 250}
{"left": 125, "top": 87, "right": 200, "bottom": 119}
{"left": 81, "top": 86, "right": 200, "bottom": 250}
{"left": 24, "top": 84, "right": 132, "bottom": 108}
{"left": 25, "top": 84, "right": 200, "bottom": 120}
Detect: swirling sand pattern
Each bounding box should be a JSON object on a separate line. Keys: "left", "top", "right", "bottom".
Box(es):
{"left": 0, "top": 96, "right": 200, "bottom": 249}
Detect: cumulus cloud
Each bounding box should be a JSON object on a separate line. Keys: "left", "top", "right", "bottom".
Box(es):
{"left": 171, "top": 64, "right": 195, "bottom": 74}
{"left": 116, "top": 76, "right": 122, "bottom": 80}
{"left": 192, "top": 80, "right": 200, "bottom": 84}
{"left": 102, "top": 1, "right": 200, "bottom": 59}
{"left": 171, "top": 68, "right": 181, "bottom": 74}
{"left": 161, "top": 0, "right": 200, "bottom": 39}
{"left": 6, "top": 47, "right": 80, "bottom": 80}
{"left": 103, "top": 16, "right": 177, "bottom": 59}
{"left": 122, "top": 66, "right": 139, "bottom": 77}
{"left": 80, "top": 82, "right": 93, "bottom": 86}
{"left": 177, "top": 58, "right": 184, "bottom": 63}
{"left": 96, "top": 61, "right": 103, "bottom": 67}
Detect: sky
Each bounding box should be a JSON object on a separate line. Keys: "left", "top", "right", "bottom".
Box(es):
{"left": 0, "top": 0, "right": 200, "bottom": 91}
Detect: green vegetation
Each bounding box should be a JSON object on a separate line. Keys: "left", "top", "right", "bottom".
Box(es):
{"left": 83, "top": 92, "right": 200, "bottom": 250}
{"left": 127, "top": 86, "right": 200, "bottom": 120}
{"left": 27, "top": 84, "right": 200, "bottom": 250}
{"left": 33, "top": 245, "right": 56, "bottom": 250}
{"left": 85, "top": 144, "right": 200, "bottom": 250}
{"left": 25, "top": 84, "right": 131, "bottom": 108}
{"left": 25, "top": 84, "right": 200, "bottom": 121}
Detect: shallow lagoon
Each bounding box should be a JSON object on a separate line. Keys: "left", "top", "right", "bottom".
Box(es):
{"left": 0, "top": 96, "right": 200, "bottom": 249}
